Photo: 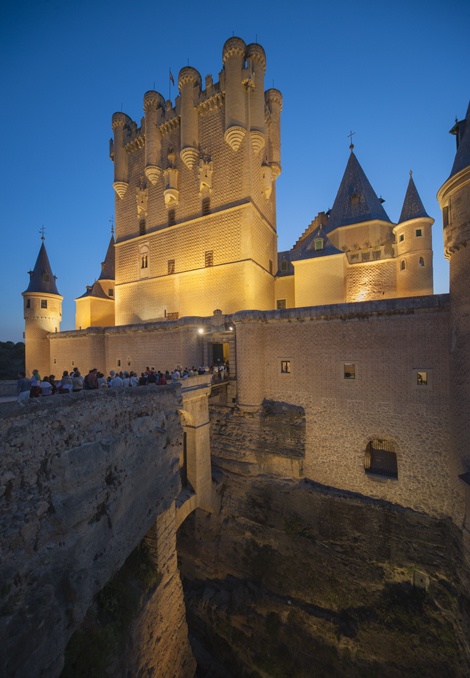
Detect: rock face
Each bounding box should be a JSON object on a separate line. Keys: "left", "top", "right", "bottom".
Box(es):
{"left": 0, "top": 387, "right": 195, "bottom": 678}
{"left": 176, "top": 404, "right": 470, "bottom": 678}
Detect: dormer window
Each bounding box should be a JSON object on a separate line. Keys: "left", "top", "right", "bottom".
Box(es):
{"left": 109, "top": 289, "right": 114, "bottom": 296}
{"left": 350, "top": 192, "right": 359, "bottom": 206}
{"left": 281, "top": 261, "right": 288, "bottom": 272}
{"left": 315, "top": 239, "right": 324, "bottom": 251}
{"left": 42, "top": 273, "right": 49, "bottom": 282}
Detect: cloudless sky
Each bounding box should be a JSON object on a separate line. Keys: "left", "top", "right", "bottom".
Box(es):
{"left": 1, "top": 0, "right": 468, "bottom": 342}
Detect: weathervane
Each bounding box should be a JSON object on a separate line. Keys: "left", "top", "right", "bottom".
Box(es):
{"left": 39, "top": 225, "right": 46, "bottom": 241}
{"left": 109, "top": 215, "right": 115, "bottom": 235}
{"left": 347, "top": 130, "right": 355, "bottom": 151}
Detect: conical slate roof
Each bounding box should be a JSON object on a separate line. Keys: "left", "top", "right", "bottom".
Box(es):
{"left": 98, "top": 235, "right": 115, "bottom": 280}
{"left": 398, "top": 175, "right": 430, "bottom": 223}
{"left": 450, "top": 101, "right": 470, "bottom": 178}
{"left": 326, "top": 151, "right": 391, "bottom": 232}
{"left": 24, "top": 242, "right": 60, "bottom": 295}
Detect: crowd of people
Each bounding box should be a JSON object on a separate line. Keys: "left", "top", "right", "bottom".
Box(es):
{"left": 16, "top": 360, "right": 229, "bottom": 402}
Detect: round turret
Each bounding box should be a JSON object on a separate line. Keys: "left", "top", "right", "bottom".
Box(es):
{"left": 143, "top": 92, "right": 165, "bottom": 185}
{"left": 246, "top": 43, "right": 267, "bottom": 154}
{"left": 245, "top": 43, "right": 266, "bottom": 74}
{"left": 178, "top": 67, "right": 202, "bottom": 169}
{"left": 223, "top": 37, "right": 247, "bottom": 151}
{"left": 265, "top": 89, "right": 283, "bottom": 178}
{"left": 111, "top": 112, "right": 132, "bottom": 199}
{"left": 111, "top": 111, "right": 131, "bottom": 130}
{"left": 178, "top": 66, "right": 201, "bottom": 91}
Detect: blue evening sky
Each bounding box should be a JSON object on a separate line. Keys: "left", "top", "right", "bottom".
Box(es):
{"left": 1, "top": 0, "right": 468, "bottom": 342}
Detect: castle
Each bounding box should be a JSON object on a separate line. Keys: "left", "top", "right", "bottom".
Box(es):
{"left": 21, "top": 37, "right": 470, "bottom": 528}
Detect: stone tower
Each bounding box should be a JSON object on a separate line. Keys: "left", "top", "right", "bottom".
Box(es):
{"left": 393, "top": 173, "right": 433, "bottom": 297}
{"left": 109, "top": 36, "right": 281, "bottom": 326}
{"left": 22, "top": 238, "right": 63, "bottom": 377}
{"left": 437, "top": 100, "right": 470, "bottom": 524}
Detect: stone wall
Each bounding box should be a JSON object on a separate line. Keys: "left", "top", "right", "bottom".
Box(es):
{"left": 233, "top": 295, "right": 455, "bottom": 521}
{"left": 0, "top": 385, "right": 194, "bottom": 678}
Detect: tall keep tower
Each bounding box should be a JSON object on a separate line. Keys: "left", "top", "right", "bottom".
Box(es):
{"left": 109, "top": 37, "right": 281, "bottom": 326}
{"left": 437, "top": 101, "right": 470, "bottom": 524}
{"left": 22, "top": 237, "right": 63, "bottom": 377}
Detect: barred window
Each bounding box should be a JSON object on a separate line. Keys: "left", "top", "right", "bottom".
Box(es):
{"left": 202, "top": 198, "right": 210, "bottom": 216}
{"left": 277, "top": 299, "right": 287, "bottom": 310}
{"left": 139, "top": 220, "right": 146, "bottom": 236}
{"left": 205, "top": 251, "right": 213, "bottom": 267}
{"left": 168, "top": 259, "right": 175, "bottom": 275}
{"left": 168, "top": 209, "right": 176, "bottom": 227}
{"left": 365, "top": 439, "right": 398, "bottom": 479}
{"left": 416, "top": 229, "right": 422, "bottom": 237}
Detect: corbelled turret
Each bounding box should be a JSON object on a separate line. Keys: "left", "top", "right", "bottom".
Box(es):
{"left": 143, "top": 91, "right": 165, "bottom": 185}
{"left": 222, "top": 37, "right": 247, "bottom": 151}
{"left": 112, "top": 111, "right": 132, "bottom": 198}
{"left": 178, "top": 67, "right": 201, "bottom": 169}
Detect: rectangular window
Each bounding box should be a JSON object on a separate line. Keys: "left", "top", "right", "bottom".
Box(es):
{"left": 26, "top": 299, "right": 30, "bottom": 308}
{"left": 202, "top": 198, "right": 210, "bottom": 216}
{"left": 205, "top": 251, "right": 213, "bottom": 267}
{"left": 416, "top": 229, "right": 422, "bottom": 237}
{"left": 315, "top": 239, "right": 323, "bottom": 251}
{"left": 117, "top": 359, "right": 121, "bottom": 367}
{"left": 417, "top": 371, "right": 427, "bottom": 386}
{"left": 443, "top": 206, "right": 449, "bottom": 227}
{"left": 277, "top": 299, "right": 287, "bottom": 309}
{"left": 372, "top": 250, "right": 381, "bottom": 260}
{"left": 281, "top": 360, "right": 291, "bottom": 374}
{"left": 41, "top": 300, "right": 47, "bottom": 309}
{"left": 109, "top": 289, "right": 113, "bottom": 296}
{"left": 167, "top": 312, "right": 179, "bottom": 320}
{"left": 139, "top": 220, "right": 146, "bottom": 236}
{"left": 71, "top": 360, "right": 75, "bottom": 366}
{"left": 281, "top": 261, "right": 288, "bottom": 271}
{"left": 168, "top": 209, "right": 176, "bottom": 227}
{"left": 53, "top": 358, "right": 57, "bottom": 365}
{"left": 344, "top": 363, "right": 356, "bottom": 379}
{"left": 168, "top": 259, "right": 175, "bottom": 275}
{"left": 55, "top": 327, "right": 57, "bottom": 332}
{"left": 399, "top": 234, "right": 404, "bottom": 242}
{"left": 269, "top": 260, "right": 273, "bottom": 274}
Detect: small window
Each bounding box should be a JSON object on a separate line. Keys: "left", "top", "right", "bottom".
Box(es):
{"left": 42, "top": 273, "right": 49, "bottom": 282}
{"left": 372, "top": 250, "right": 381, "bottom": 261}
{"left": 109, "top": 289, "right": 113, "bottom": 296}
{"left": 139, "top": 220, "right": 146, "bottom": 236}
{"left": 54, "top": 327, "right": 57, "bottom": 332}
{"left": 443, "top": 206, "right": 449, "bottom": 228}
{"left": 281, "top": 360, "right": 291, "bottom": 374}
{"left": 419, "top": 257, "right": 424, "bottom": 267}
{"left": 53, "top": 358, "right": 57, "bottom": 365}
{"left": 117, "top": 359, "right": 121, "bottom": 367}
{"left": 41, "top": 299, "right": 47, "bottom": 309}
{"left": 399, "top": 234, "right": 404, "bottom": 242}
{"left": 202, "top": 198, "right": 210, "bottom": 216}
{"left": 350, "top": 192, "right": 359, "bottom": 206}
{"left": 344, "top": 363, "right": 355, "bottom": 379}
{"left": 141, "top": 255, "right": 148, "bottom": 269}
{"left": 277, "top": 299, "right": 287, "bottom": 310}
{"left": 417, "top": 371, "right": 427, "bottom": 386}
{"left": 400, "top": 260, "right": 405, "bottom": 271}
{"left": 167, "top": 311, "right": 179, "bottom": 320}
{"left": 315, "top": 239, "right": 323, "bottom": 251}
{"left": 168, "top": 209, "right": 176, "bottom": 227}
{"left": 26, "top": 299, "right": 30, "bottom": 308}
{"left": 269, "top": 260, "right": 273, "bottom": 274}
{"left": 281, "top": 261, "right": 288, "bottom": 272}
{"left": 71, "top": 360, "right": 75, "bottom": 366}
{"left": 416, "top": 229, "right": 422, "bottom": 237}
{"left": 365, "top": 440, "right": 398, "bottom": 479}
{"left": 205, "top": 251, "right": 213, "bottom": 267}
{"left": 168, "top": 259, "right": 175, "bottom": 275}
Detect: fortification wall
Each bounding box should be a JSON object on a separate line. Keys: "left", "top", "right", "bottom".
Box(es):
{"left": 0, "top": 386, "right": 194, "bottom": 678}
{"left": 233, "top": 295, "right": 455, "bottom": 521}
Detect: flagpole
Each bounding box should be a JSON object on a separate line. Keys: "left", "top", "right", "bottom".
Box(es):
{"left": 169, "top": 67, "right": 171, "bottom": 102}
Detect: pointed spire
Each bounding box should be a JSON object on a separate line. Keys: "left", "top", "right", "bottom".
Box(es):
{"left": 449, "top": 100, "right": 470, "bottom": 178}
{"left": 398, "top": 173, "right": 430, "bottom": 223}
{"left": 326, "top": 151, "right": 391, "bottom": 232}
{"left": 24, "top": 241, "right": 60, "bottom": 295}
{"left": 98, "top": 235, "right": 115, "bottom": 281}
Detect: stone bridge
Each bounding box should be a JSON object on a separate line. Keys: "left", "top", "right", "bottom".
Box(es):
{"left": 0, "top": 376, "right": 216, "bottom": 678}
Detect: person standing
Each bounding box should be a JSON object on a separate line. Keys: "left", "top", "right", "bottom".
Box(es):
{"left": 17, "top": 372, "right": 30, "bottom": 403}
{"left": 71, "top": 372, "right": 83, "bottom": 393}
{"left": 30, "top": 370, "right": 42, "bottom": 397}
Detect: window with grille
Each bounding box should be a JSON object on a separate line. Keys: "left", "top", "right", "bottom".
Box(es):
{"left": 205, "top": 251, "right": 213, "bottom": 267}
{"left": 365, "top": 439, "right": 398, "bottom": 479}
{"left": 41, "top": 299, "right": 47, "bottom": 309}
{"left": 168, "top": 259, "right": 175, "bottom": 275}
{"left": 168, "top": 209, "right": 175, "bottom": 227}
{"left": 281, "top": 360, "right": 291, "bottom": 374}
{"left": 416, "top": 229, "right": 422, "bottom": 237}
{"left": 202, "top": 198, "right": 210, "bottom": 216}
{"left": 277, "top": 299, "right": 287, "bottom": 309}
{"left": 139, "top": 220, "right": 146, "bottom": 236}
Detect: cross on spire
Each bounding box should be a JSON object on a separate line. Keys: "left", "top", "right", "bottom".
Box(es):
{"left": 347, "top": 130, "right": 355, "bottom": 151}
{"left": 109, "top": 215, "right": 115, "bottom": 235}
{"left": 39, "top": 225, "right": 46, "bottom": 241}
{"left": 410, "top": 170, "right": 413, "bottom": 177}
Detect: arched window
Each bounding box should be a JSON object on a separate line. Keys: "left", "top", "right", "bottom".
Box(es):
{"left": 400, "top": 260, "right": 405, "bottom": 271}
{"left": 139, "top": 244, "right": 149, "bottom": 278}
{"left": 365, "top": 439, "right": 398, "bottom": 479}
{"left": 141, "top": 255, "right": 148, "bottom": 269}
{"left": 419, "top": 257, "right": 424, "bottom": 267}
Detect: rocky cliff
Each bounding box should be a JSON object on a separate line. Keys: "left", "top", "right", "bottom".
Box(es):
{"left": 177, "top": 403, "right": 470, "bottom": 677}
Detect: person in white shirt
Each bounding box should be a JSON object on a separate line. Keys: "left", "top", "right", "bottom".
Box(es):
{"left": 109, "top": 370, "right": 123, "bottom": 387}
